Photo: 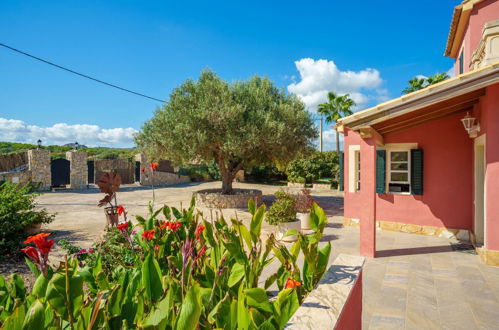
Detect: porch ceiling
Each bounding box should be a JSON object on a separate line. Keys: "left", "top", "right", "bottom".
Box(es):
{"left": 372, "top": 88, "right": 485, "bottom": 135}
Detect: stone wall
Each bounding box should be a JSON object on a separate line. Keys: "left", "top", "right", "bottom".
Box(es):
{"left": 28, "top": 149, "right": 51, "bottom": 190}
{"left": 135, "top": 153, "right": 190, "bottom": 186}
{"left": 66, "top": 150, "right": 88, "bottom": 189}
{"left": 286, "top": 254, "right": 365, "bottom": 329}
{"left": 0, "top": 170, "right": 31, "bottom": 186}
{"left": 193, "top": 189, "right": 263, "bottom": 208}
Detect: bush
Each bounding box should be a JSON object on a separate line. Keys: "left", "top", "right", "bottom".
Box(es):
{"left": 246, "top": 165, "right": 287, "bottom": 183}
{"left": 179, "top": 162, "right": 221, "bottom": 181}
{"left": 0, "top": 181, "right": 54, "bottom": 256}
{"left": 2, "top": 200, "right": 331, "bottom": 329}
{"left": 286, "top": 150, "right": 339, "bottom": 183}
{"left": 266, "top": 190, "right": 297, "bottom": 225}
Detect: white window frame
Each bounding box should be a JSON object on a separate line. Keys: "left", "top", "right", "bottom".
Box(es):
{"left": 355, "top": 150, "right": 361, "bottom": 192}
{"left": 387, "top": 150, "right": 411, "bottom": 193}
{"left": 348, "top": 145, "right": 360, "bottom": 193}
{"left": 381, "top": 143, "right": 417, "bottom": 195}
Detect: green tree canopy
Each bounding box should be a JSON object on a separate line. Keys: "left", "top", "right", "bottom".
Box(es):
{"left": 135, "top": 70, "right": 317, "bottom": 194}
{"left": 402, "top": 72, "right": 450, "bottom": 94}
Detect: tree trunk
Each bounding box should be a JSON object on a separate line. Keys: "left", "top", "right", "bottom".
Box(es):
{"left": 221, "top": 169, "right": 233, "bottom": 194}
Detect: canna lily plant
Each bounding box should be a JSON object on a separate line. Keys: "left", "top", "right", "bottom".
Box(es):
{"left": 1, "top": 198, "right": 331, "bottom": 329}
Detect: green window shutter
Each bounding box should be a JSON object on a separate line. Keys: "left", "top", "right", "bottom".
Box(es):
{"left": 411, "top": 149, "right": 424, "bottom": 195}
{"left": 339, "top": 151, "right": 344, "bottom": 191}
{"left": 376, "top": 150, "right": 386, "bottom": 194}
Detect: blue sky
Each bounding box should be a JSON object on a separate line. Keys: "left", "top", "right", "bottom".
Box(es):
{"left": 0, "top": 0, "right": 456, "bottom": 148}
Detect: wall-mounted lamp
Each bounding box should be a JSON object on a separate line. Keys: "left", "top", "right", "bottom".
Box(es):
{"left": 461, "top": 112, "right": 480, "bottom": 138}
{"left": 37, "top": 139, "right": 42, "bottom": 149}
{"left": 74, "top": 141, "right": 79, "bottom": 150}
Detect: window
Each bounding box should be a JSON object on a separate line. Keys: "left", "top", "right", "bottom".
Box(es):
{"left": 388, "top": 150, "right": 410, "bottom": 193}
{"left": 355, "top": 150, "right": 361, "bottom": 192}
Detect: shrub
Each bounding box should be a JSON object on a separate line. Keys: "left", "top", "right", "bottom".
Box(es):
{"left": 0, "top": 181, "right": 54, "bottom": 256}
{"left": 266, "top": 190, "right": 297, "bottom": 225}
{"left": 2, "top": 200, "right": 331, "bottom": 329}
{"left": 246, "top": 165, "right": 287, "bottom": 183}
{"left": 286, "top": 150, "right": 339, "bottom": 183}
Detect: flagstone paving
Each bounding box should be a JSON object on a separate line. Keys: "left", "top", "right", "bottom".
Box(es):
{"left": 36, "top": 182, "right": 499, "bottom": 329}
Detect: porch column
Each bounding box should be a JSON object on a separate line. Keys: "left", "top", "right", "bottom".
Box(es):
{"left": 360, "top": 138, "right": 377, "bottom": 257}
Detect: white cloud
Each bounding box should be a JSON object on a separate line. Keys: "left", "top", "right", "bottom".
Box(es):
{"left": 446, "top": 66, "right": 455, "bottom": 78}
{"left": 0, "top": 118, "right": 137, "bottom": 147}
{"left": 287, "top": 58, "right": 385, "bottom": 111}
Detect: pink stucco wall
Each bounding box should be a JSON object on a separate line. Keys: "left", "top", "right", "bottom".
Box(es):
{"left": 344, "top": 112, "right": 474, "bottom": 230}
{"left": 334, "top": 271, "right": 363, "bottom": 330}
{"left": 453, "top": 0, "right": 499, "bottom": 73}
{"left": 478, "top": 83, "right": 499, "bottom": 250}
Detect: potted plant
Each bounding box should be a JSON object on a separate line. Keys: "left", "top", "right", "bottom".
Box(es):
{"left": 294, "top": 189, "right": 314, "bottom": 230}
{"left": 97, "top": 172, "right": 122, "bottom": 228}
{"left": 265, "top": 190, "right": 300, "bottom": 242}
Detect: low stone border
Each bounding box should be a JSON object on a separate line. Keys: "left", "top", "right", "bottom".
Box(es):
{"left": 287, "top": 182, "right": 306, "bottom": 188}
{"left": 342, "top": 217, "right": 470, "bottom": 240}
{"left": 193, "top": 188, "right": 262, "bottom": 209}
{"left": 312, "top": 183, "right": 331, "bottom": 190}
{"left": 285, "top": 254, "right": 365, "bottom": 329}
{"left": 477, "top": 247, "right": 499, "bottom": 266}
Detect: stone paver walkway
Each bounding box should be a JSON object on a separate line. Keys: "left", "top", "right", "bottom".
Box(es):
{"left": 36, "top": 182, "right": 499, "bottom": 329}
{"left": 325, "top": 216, "right": 499, "bottom": 330}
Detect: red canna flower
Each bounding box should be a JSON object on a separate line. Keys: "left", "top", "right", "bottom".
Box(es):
{"left": 21, "top": 246, "right": 40, "bottom": 263}
{"left": 150, "top": 163, "right": 158, "bottom": 171}
{"left": 142, "top": 229, "right": 155, "bottom": 241}
{"left": 24, "top": 233, "right": 50, "bottom": 244}
{"left": 285, "top": 278, "right": 301, "bottom": 289}
{"left": 117, "top": 222, "right": 129, "bottom": 231}
{"left": 197, "top": 246, "right": 207, "bottom": 259}
{"left": 160, "top": 221, "right": 182, "bottom": 231}
{"left": 35, "top": 238, "right": 55, "bottom": 254}
{"left": 195, "top": 225, "right": 205, "bottom": 240}
{"left": 117, "top": 205, "right": 126, "bottom": 216}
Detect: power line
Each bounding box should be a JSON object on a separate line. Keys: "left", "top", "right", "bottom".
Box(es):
{"left": 0, "top": 42, "right": 166, "bottom": 103}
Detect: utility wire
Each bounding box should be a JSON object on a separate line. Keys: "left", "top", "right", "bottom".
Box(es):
{"left": 0, "top": 42, "right": 165, "bottom": 103}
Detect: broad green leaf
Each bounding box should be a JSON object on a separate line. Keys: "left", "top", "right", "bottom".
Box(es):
{"left": 175, "top": 282, "right": 201, "bottom": 330}
{"left": 249, "top": 204, "right": 265, "bottom": 243}
{"left": 11, "top": 274, "right": 25, "bottom": 300}
{"left": 24, "top": 258, "right": 40, "bottom": 278}
{"left": 45, "top": 273, "right": 83, "bottom": 320}
{"left": 141, "top": 291, "right": 172, "bottom": 329}
{"left": 283, "top": 229, "right": 299, "bottom": 238}
{"left": 22, "top": 299, "right": 45, "bottom": 330}
{"left": 236, "top": 285, "right": 251, "bottom": 329}
{"left": 228, "top": 263, "right": 245, "bottom": 288}
{"left": 2, "top": 303, "right": 26, "bottom": 330}
{"left": 248, "top": 199, "right": 255, "bottom": 215}
{"left": 244, "top": 288, "right": 273, "bottom": 313}
{"left": 31, "top": 273, "right": 50, "bottom": 298}
{"left": 141, "top": 253, "right": 163, "bottom": 301}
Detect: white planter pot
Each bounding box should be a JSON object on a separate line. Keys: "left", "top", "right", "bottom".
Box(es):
{"left": 277, "top": 219, "right": 301, "bottom": 242}
{"left": 297, "top": 212, "right": 311, "bottom": 230}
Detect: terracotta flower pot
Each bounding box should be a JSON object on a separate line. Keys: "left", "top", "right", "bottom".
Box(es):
{"left": 104, "top": 206, "right": 119, "bottom": 228}
{"left": 25, "top": 223, "right": 42, "bottom": 235}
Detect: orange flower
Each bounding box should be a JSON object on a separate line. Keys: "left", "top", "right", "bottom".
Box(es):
{"left": 285, "top": 278, "right": 301, "bottom": 289}
{"left": 117, "top": 205, "right": 126, "bottom": 216}
{"left": 150, "top": 163, "right": 158, "bottom": 171}
{"left": 195, "top": 225, "right": 205, "bottom": 240}
{"left": 24, "top": 233, "right": 50, "bottom": 244}
{"left": 142, "top": 229, "right": 155, "bottom": 241}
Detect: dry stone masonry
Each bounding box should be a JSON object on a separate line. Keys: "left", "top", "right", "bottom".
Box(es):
{"left": 66, "top": 150, "right": 88, "bottom": 189}
{"left": 28, "top": 149, "right": 51, "bottom": 190}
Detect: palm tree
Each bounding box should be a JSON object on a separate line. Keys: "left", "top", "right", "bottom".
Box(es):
{"left": 402, "top": 72, "right": 450, "bottom": 94}
{"left": 318, "top": 92, "right": 355, "bottom": 184}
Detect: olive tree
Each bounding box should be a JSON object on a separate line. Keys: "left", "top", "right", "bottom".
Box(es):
{"left": 135, "top": 70, "right": 317, "bottom": 194}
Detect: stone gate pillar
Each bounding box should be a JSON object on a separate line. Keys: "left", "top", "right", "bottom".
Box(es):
{"left": 27, "top": 149, "right": 51, "bottom": 190}
{"left": 66, "top": 150, "right": 88, "bottom": 189}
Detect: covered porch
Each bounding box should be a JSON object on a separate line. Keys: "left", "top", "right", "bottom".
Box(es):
{"left": 337, "top": 63, "right": 499, "bottom": 264}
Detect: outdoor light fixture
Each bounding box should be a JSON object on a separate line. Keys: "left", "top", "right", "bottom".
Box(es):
{"left": 74, "top": 141, "right": 79, "bottom": 150}
{"left": 37, "top": 139, "right": 42, "bottom": 149}
{"left": 461, "top": 112, "right": 480, "bottom": 138}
